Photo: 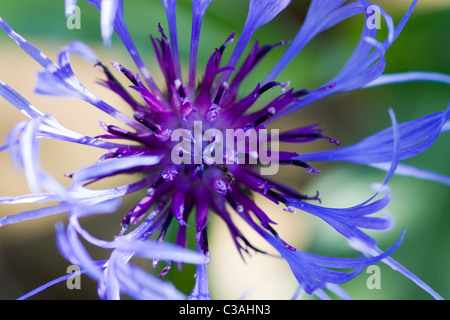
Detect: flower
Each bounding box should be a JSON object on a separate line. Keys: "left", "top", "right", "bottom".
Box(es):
{"left": 0, "top": 0, "right": 449, "bottom": 299}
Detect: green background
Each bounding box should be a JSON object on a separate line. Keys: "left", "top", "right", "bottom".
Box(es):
{"left": 0, "top": 0, "right": 449, "bottom": 300}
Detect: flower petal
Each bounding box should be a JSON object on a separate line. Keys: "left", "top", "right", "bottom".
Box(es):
{"left": 161, "top": 0, "right": 182, "bottom": 80}
{"left": 221, "top": 0, "right": 291, "bottom": 83}
{"left": 365, "top": 71, "right": 450, "bottom": 87}
{"left": 188, "top": 0, "right": 212, "bottom": 95}
{"left": 71, "top": 156, "right": 162, "bottom": 184}
{"left": 85, "top": 0, "right": 164, "bottom": 99}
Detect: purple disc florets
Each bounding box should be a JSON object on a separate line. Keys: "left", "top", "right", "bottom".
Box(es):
{"left": 95, "top": 26, "right": 332, "bottom": 262}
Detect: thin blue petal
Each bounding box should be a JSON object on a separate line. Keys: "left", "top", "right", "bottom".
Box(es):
{"left": 298, "top": 105, "right": 450, "bottom": 165}
{"left": 0, "top": 204, "right": 69, "bottom": 227}
{"left": 65, "top": 0, "right": 79, "bottom": 17}
{"left": 272, "top": 1, "right": 417, "bottom": 120}
{"left": 100, "top": 0, "right": 120, "bottom": 47}
{"left": 0, "top": 81, "right": 43, "bottom": 118}
{"left": 369, "top": 163, "right": 450, "bottom": 186}
{"left": 161, "top": 0, "right": 182, "bottom": 80}
{"left": 189, "top": 0, "right": 212, "bottom": 95}
{"left": 350, "top": 237, "right": 444, "bottom": 300}
{"left": 0, "top": 18, "right": 145, "bottom": 130}
{"left": 365, "top": 71, "right": 450, "bottom": 87}
{"left": 71, "top": 156, "right": 161, "bottom": 184}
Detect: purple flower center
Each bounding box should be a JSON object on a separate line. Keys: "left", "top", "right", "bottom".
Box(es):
{"left": 94, "top": 25, "right": 334, "bottom": 265}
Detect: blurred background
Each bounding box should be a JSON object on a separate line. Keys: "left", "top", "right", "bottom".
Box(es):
{"left": 0, "top": 0, "right": 449, "bottom": 300}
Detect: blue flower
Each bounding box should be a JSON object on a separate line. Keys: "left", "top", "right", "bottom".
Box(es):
{"left": 0, "top": 0, "right": 449, "bottom": 299}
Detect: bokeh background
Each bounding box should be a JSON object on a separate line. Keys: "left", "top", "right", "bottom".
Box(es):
{"left": 0, "top": 0, "right": 449, "bottom": 300}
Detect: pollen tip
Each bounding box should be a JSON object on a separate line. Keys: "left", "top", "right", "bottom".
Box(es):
{"left": 111, "top": 61, "right": 122, "bottom": 72}
{"left": 147, "top": 187, "right": 156, "bottom": 196}
{"left": 283, "top": 243, "right": 297, "bottom": 251}
{"left": 283, "top": 206, "right": 296, "bottom": 214}
{"left": 174, "top": 78, "right": 182, "bottom": 89}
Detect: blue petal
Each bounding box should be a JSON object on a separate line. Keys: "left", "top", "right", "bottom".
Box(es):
{"left": 369, "top": 163, "right": 450, "bottom": 186}
{"left": 65, "top": 0, "right": 79, "bottom": 17}
{"left": 0, "top": 193, "right": 58, "bottom": 205}
{"left": 161, "top": 0, "right": 182, "bottom": 79}
{"left": 265, "top": 0, "right": 365, "bottom": 82}
{"left": 1, "top": 82, "right": 121, "bottom": 152}
{"left": 286, "top": 185, "right": 393, "bottom": 246}
{"left": 222, "top": 0, "right": 291, "bottom": 82}
{"left": 189, "top": 262, "right": 210, "bottom": 300}
{"left": 0, "top": 204, "right": 69, "bottom": 227}
{"left": 365, "top": 71, "right": 450, "bottom": 87}
{"left": 0, "top": 18, "right": 145, "bottom": 130}
{"left": 246, "top": 213, "right": 404, "bottom": 295}
{"left": 85, "top": 0, "right": 164, "bottom": 99}
{"left": 272, "top": 1, "right": 418, "bottom": 120}
{"left": 100, "top": 0, "right": 120, "bottom": 47}
{"left": 0, "top": 81, "right": 43, "bottom": 118}
{"left": 350, "top": 236, "right": 444, "bottom": 300}
{"left": 111, "top": 257, "right": 186, "bottom": 299}
{"left": 188, "top": 241, "right": 211, "bottom": 300}
{"left": 18, "top": 271, "right": 85, "bottom": 300}
{"left": 71, "top": 156, "right": 162, "bottom": 184}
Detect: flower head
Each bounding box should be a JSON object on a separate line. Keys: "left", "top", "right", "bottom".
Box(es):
{"left": 0, "top": 0, "right": 449, "bottom": 300}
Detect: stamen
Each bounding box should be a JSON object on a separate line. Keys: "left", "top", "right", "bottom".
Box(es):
{"left": 158, "top": 262, "right": 173, "bottom": 278}
{"left": 243, "top": 107, "right": 275, "bottom": 130}
{"left": 121, "top": 193, "right": 156, "bottom": 228}
{"left": 258, "top": 81, "right": 289, "bottom": 95}
{"left": 212, "top": 178, "right": 230, "bottom": 197}
{"left": 157, "top": 23, "right": 167, "bottom": 40}
{"left": 175, "top": 79, "right": 195, "bottom": 118}
{"left": 206, "top": 82, "right": 228, "bottom": 124}
{"left": 111, "top": 61, "right": 138, "bottom": 86}
{"left": 205, "top": 103, "right": 221, "bottom": 123}
{"left": 147, "top": 165, "right": 179, "bottom": 196}
{"left": 280, "top": 159, "right": 320, "bottom": 174}
{"left": 175, "top": 79, "right": 185, "bottom": 98}
{"left": 266, "top": 189, "right": 290, "bottom": 206}
{"left": 324, "top": 136, "right": 340, "bottom": 146}
{"left": 161, "top": 165, "right": 179, "bottom": 181}
{"left": 193, "top": 164, "right": 205, "bottom": 180}
{"left": 134, "top": 111, "right": 160, "bottom": 133}
{"left": 253, "top": 107, "right": 275, "bottom": 127}
{"left": 134, "top": 111, "right": 172, "bottom": 141}
{"left": 104, "top": 125, "right": 135, "bottom": 139}
{"left": 267, "top": 225, "right": 296, "bottom": 251}
{"left": 219, "top": 31, "right": 235, "bottom": 55}
{"left": 200, "top": 227, "right": 209, "bottom": 258}
{"left": 292, "top": 89, "right": 309, "bottom": 98}
{"left": 214, "top": 82, "right": 228, "bottom": 105}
